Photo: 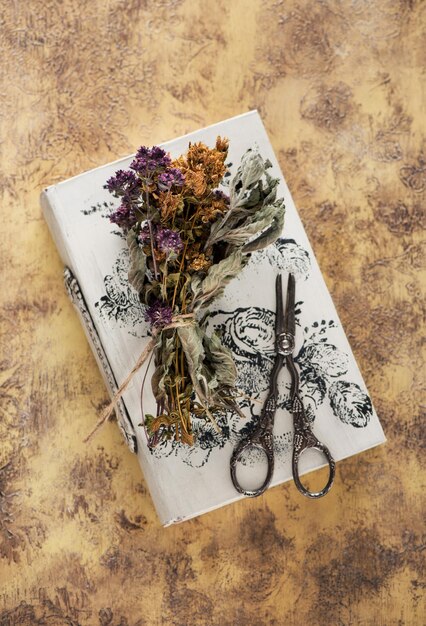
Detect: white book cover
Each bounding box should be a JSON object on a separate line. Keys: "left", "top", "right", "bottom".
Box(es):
{"left": 41, "top": 111, "right": 386, "bottom": 526}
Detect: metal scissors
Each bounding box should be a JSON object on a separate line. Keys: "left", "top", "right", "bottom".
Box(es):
{"left": 230, "top": 273, "right": 336, "bottom": 499}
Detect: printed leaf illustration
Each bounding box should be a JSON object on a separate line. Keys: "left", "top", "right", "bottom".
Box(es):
{"left": 297, "top": 343, "right": 349, "bottom": 379}
{"left": 103, "top": 275, "right": 129, "bottom": 309}
{"left": 328, "top": 380, "right": 372, "bottom": 428}
{"left": 114, "top": 247, "right": 133, "bottom": 284}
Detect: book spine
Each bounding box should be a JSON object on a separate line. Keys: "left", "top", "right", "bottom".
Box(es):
{"left": 64, "top": 268, "right": 138, "bottom": 453}
{"left": 41, "top": 188, "right": 137, "bottom": 453}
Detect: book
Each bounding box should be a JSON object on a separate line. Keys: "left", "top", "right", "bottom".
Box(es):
{"left": 41, "top": 111, "right": 386, "bottom": 526}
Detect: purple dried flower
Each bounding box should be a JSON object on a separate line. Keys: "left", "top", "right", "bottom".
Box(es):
{"left": 213, "top": 189, "right": 230, "bottom": 204}
{"left": 155, "top": 227, "right": 183, "bottom": 255}
{"left": 105, "top": 170, "right": 138, "bottom": 194}
{"left": 130, "top": 146, "right": 171, "bottom": 176}
{"left": 109, "top": 202, "right": 138, "bottom": 231}
{"left": 145, "top": 300, "right": 173, "bottom": 329}
{"left": 157, "top": 167, "right": 185, "bottom": 190}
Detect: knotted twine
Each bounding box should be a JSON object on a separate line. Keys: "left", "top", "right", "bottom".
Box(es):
{"left": 84, "top": 313, "right": 196, "bottom": 443}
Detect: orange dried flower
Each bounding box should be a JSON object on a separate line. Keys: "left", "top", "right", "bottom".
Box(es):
{"left": 188, "top": 253, "right": 212, "bottom": 272}
{"left": 201, "top": 191, "right": 229, "bottom": 223}
{"left": 172, "top": 136, "right": 229, "bottom": 199}
{"left": 215, "top": 136, "right": 229, "bottom": 153}
{"left": 185, "top": 168, "right": 208, "bottom": 197}
{"left": 158, "top": 191, "right": 183, "bottom": 222}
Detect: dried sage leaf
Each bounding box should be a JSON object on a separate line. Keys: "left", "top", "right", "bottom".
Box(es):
{"left": 127, "top": 227, "right": 147, "bottom": 295}
{"left": 221, "top": 203, "right": 280, "bottom": 247}
{"left": 177, "top": 324, "right": 209, "bottom": 404}
{"left": 151, "top": 333, "right": 176, "bottom": 399}
{"left": 203, "top": 331, "right": 237, "bottom": 388}
{"left": 243, "top": 198, "right": 285, "bottom": 253}
{"left": 192, "top": 249, "right": 246, "bottom": 310}
{"left": 231, "top": 149, "right": 265, "bottom": 204}
{"left": 206, "top": 151, "right": 280, "bottom": 248}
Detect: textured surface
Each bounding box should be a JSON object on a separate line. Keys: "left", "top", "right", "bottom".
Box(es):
{"left": 0, "top": 1, "right": 424, "bottom": 624}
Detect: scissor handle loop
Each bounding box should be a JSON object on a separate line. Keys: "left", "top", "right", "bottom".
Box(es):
{"left": 230, "top": 438, "right": 274, "bottom": 498}
{"left": 292, "top": 438, "right": 335, "bottom": 499}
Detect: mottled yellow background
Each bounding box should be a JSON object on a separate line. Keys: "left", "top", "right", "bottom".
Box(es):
{"left": 0, "top": 1, "right": 425, "bottom": 625}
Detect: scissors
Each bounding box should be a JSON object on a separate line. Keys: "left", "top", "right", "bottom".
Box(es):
{"left": 230, "top": 273, "right": 336, "bottom": 499}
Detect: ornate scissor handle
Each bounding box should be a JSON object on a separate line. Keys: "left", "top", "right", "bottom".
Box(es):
{"left": 230, "top": 434, "right": 275, "bottom": 498}
{"left": 292, "top": 430, "right": 336, "bottom": 499}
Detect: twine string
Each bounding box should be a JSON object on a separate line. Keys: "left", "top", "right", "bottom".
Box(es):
{"left": 83, "top": 314, "right": 195, "bottom": 443}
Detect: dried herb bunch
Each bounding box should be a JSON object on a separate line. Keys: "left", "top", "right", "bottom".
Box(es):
{"left": 105, "top": 138, "right": 285, "bottom": 446}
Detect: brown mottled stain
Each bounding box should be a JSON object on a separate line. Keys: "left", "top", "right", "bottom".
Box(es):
{"left": 305, "top": 527, "right": 404, "bottom": 624}
{"left": 373, "top": 200, "right": 425, "bottom": 234}
{"left": 66, "top": 494, "right": 95, "bottom": 521}
{"left": 115, "top": 509, "right": 147, "bottom": 531}
{"left": 200, "top": 536, "right": 219, "bottom": 561}
{"left": 99, "top": 607, "right": 147, "bottom": 626}
{"left": 367, "top": 301, "right": 419, "bottom": 361}
{"left": 239, "top": 507, "right": 293, "bottom": 555}
{"left": 0, "top": 463, "right": 26, "bottom": 564}
{"left": 0, "top": 0, "right": 424, "bottom": 623}
{"left": 300, "top": 82, "right": 354, "bottom": 130}
{"left": 165, "top": 589, "right": 214, "bottom": 626}
{"left": 0, "top": 602, "right": 41, "bottom": 626}
{"left": 367, "top": 170, "right": 426, "bottom": 236}
{"left": 164, "top": 551, "right": 196, "bottom": 586}
{"left": 0, "top": 587, "right": 90, "bottom": 625}
{"left": 99, "top": 545, "right": 132, "bottom": 574}
{"left": 3, "top": 297, "right": 59, "bottom": 319}
{"left": 400, "top": 529, "right": 426, "bottom": 578}
{"left": 383, "top": 405, "right": 426, "bottom": 465}
{"left": 400, "top": 156, "right": 426, "bottom": 192}
{"left": 70, "top": 450, "right": 120, "bottom": 497}
{"left": 234, "top": 508, "right": 294, "bottom": 602}
{"left": 277, "top": 5, "right": 343, "bottom": 76}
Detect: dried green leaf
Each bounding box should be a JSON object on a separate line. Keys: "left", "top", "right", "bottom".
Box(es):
{"left": 177, "top": 324, "right": 208, "bottom": 403}
{"left": 191, "top": 249, "right": 246, "bottom": 310}
{"left": 263, "top": 171, "right": 279, "bottom": 205}
{"left": 221, "top": 203, "right": 280, "bottom": 247}
{"left": 143, "top": 282, "right": 161, "bottom": 305}
{"left": 206, "top": 153, "right": 280, "bottom": 249}
{"left": 243, "top": 198, "right": 285, "bottom": 253}
{"left": 203, "top": 330, "right": 237, "bottom": 388}
{"left": 166, "top": 272, "right": 181, "bottom": 287}
{"left": 231, "top": 149, "right": 265, "bottom": 205}
{"left": 151, "top": 333, "right": 176, "bottom": 401}
{"left": 127, "top": 227, "right": 146, "bottom": 295}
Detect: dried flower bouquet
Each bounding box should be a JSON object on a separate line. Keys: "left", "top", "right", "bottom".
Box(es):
{"left": 105, "top": 138, "right": 285, "bottom": 446}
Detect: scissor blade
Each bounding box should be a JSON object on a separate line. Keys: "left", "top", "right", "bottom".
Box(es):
{"left": 275, "top": 274, "right": 285, "bottom": 336}
{"left": 284, "top": 273, "right": 296, "bottom": 337}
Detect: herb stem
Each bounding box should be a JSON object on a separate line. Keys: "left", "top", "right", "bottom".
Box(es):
{"left": 145, "top": 184, "right": 159, "bottom": 280}
{"left": 171, "top": 239, "right": 188, "bottom": 311}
